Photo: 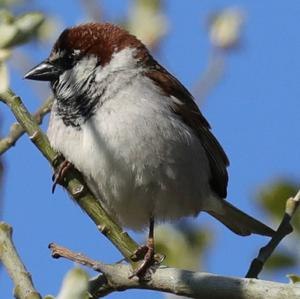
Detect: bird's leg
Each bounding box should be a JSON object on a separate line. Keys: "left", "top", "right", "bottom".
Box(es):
{"left": 129, "top": 216, "right": 156, "bottom": 279}
{"left": 52, "top": 159, "right": 72, "bottom": 193}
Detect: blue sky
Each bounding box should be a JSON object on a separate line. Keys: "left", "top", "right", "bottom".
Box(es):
{"left": 1, "top": 1, "right": 300, "bottom": 298}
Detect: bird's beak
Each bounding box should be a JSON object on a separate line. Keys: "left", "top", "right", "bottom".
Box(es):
{"left": 24, "top": 60, "right": 63, "bottom": 81}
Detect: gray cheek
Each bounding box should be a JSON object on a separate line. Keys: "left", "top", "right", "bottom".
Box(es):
{"left": 54, "top": 70, "right": 79, "bottom": 99}
{"left": 51, "top": 69, "right": 101, "bottom": 128}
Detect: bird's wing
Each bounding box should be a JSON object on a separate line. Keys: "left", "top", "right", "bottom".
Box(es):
{"left": 146, "top": 63, "right": 229, "bottom": 198}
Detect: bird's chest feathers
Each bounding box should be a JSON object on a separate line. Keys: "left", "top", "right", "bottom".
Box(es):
{"left": 47, "top": 77, "right": 211, "bottom": 229}
{"left": 48, "top": 75, "right": 199, "bottom": 192}
{"left": 51, "top": 87, "right": 163, "bottom": 169}
{"left": 49, "top": 78, "right": 177, "bottom": 190}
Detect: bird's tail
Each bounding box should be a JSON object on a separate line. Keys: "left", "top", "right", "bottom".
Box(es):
{"left": 206, "top": 199, "right": 274, "bottom": 237}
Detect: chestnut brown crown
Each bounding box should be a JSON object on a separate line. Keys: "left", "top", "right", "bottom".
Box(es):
{"left": 24, "top": 23, "right": 152, "bottom": 82}
{"left": 51, "top": 23, "right": 150, "bottom": 67}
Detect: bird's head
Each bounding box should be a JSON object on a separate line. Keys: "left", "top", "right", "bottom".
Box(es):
{"left": 24, "top": 23, "right": 151, "bottom": 84}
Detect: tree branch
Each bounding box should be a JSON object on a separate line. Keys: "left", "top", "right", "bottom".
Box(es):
{"left": 0, "top": 222, "right": 42, "bottom": 299}
{"left": 49, "top": 242, "right": 300, "bottom": 299}
{"left": 0, "top": 96, "right": 53, "bottom": 155}
{"left": 246, "top": 189, "right": 300, "bottom": 278}
{"left": 0, "top": 89, "right": 139, "bottom": 264}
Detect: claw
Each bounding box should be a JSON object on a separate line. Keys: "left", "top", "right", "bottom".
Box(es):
{"left": 52, "top": 160, "right": 72, "bottom": 193}
{"left": 130, "top": 245, "right": 149, "bottom": 262}
{"left": 129, "top": 243, "right": 155, "bottom": 279}
{"left": 129, "top": 217, "right": 163, "bottom": 280}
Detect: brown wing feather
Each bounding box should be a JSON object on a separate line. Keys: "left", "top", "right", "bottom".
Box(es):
{"left": 146, "top": 63, "right": 229, "bottom": 198}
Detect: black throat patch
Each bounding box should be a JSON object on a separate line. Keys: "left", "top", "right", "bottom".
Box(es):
{"left": 51, "top": 74, "right": 104, "bottom": 129}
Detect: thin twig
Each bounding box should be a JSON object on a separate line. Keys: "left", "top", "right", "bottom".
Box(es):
{"left": 0, "top": 96, "right": 53, "bottom": 155}
{"left": 0, "top": 222, "right": 42, "bottom": 299}
{"left": 246, "top": 189, "right": 300, "bottom": 278}
{"left": 49, "top": 243, "right": 106, "bottom": 272}
{"left": 49, "top": 243, "right": 116, "bottom": 298}
{"left": 0, "top": 89, "right": 139, "bottom": 264}
{"left": 48, "top": 243, "right": 300, "bottom": 299}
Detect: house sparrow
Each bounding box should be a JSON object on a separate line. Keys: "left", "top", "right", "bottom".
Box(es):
{"left": 25, "top": 23, "right": 274, "bottom": 277}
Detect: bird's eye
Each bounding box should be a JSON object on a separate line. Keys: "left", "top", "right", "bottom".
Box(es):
{"left": 58, "top": 50, "right": 81, "bottom": 70}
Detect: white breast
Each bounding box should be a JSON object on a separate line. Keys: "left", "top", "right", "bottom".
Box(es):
{"left": 47, "top": 72, "right": 212, "bottom": 230}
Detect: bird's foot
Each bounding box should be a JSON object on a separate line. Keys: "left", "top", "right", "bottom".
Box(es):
{"left": 129, "top": 243, "right": 155, "bottom": 279}
{"left": 129, "top": 242, "right": 165, "bottom": 280}
{"left": 52, "top": 159, "right": 72, "bottom": 193}
{"left": 130, "top": 245, "right": 150, "bottom": 262}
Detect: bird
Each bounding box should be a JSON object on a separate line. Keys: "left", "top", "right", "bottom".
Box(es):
{"left": 25, "top": 23, "right": 274, "bottom": 277}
